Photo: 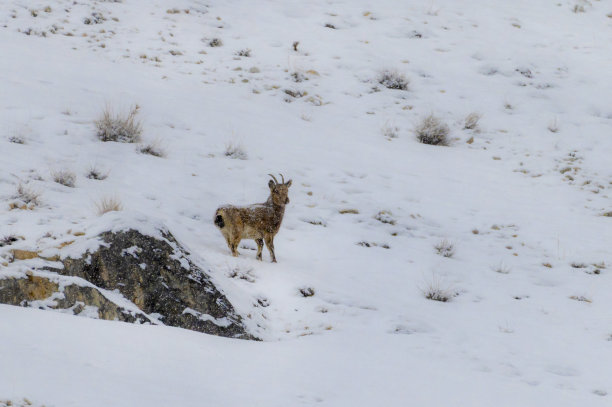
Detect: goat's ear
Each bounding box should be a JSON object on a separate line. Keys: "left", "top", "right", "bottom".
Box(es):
{"left": 268, "top": 179, "right": 275, "bottom": 189}
{"left": 286, "top": 179, "right": 292, "bottom": 187}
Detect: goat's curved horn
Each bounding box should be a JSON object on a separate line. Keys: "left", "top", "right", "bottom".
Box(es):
{"left": 280, "top": 173, "right": 285, "bottom": 184}
{"left": 268, "top": 174, "right": 279, "bottom": 184}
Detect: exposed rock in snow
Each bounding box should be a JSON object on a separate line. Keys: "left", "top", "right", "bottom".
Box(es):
{"left": 0, "top": 229, "right": 253, "bottom": 339}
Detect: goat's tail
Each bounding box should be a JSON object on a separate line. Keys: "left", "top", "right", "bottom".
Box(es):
{"left": 214, "top": 209, "right": 225, "bottom": 229}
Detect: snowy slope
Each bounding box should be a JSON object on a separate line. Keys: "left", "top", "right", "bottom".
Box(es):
{"left": 1, "top": 0, "right": 612, "bottom": 405}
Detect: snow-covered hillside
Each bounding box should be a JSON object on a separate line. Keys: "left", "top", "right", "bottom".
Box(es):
{"left": 1, "top": 0, "right": 612, "bottom": 405}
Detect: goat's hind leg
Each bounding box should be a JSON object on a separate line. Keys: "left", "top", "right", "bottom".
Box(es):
{"left": 255, "top": 238, "right": 264, "bottom": 261}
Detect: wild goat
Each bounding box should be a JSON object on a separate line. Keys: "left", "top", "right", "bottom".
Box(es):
{"left": 214, "top": 174, "right": 292, "bottom": 262}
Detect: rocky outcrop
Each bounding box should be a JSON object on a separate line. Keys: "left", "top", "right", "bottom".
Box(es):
{"left": 0, "top": 274, "right": 58, "bottom": 303}
{"left": 0, "top": 229, "right": 253, "bottom": 339}
{"left": 0, "top": 273, "right": 148, "bottom": 323}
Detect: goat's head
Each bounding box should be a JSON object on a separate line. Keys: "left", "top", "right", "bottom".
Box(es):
{"left": 268, "top": 173, "right": 292, "bottom": 205}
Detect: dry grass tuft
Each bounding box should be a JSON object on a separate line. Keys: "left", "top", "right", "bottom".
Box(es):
{"left": 224, "top": 142, "right": 248, "bottom": 160}
{"left": 96, "top": 197, "right": 123, "bottom": 216}
{"left": 378, "top": 70, "right": 409, "bottom": 90}
{"left": 11, "top": 184, "right": 41, "bottom": 209}
{"left": 95, "top": 104, "right": 142, "bottom": 143}
{"left": 381, "top": 122, "right": 400, "bottom": 139}
{"left": 138, "top": 140, "right": 166, "bottom": 158}
{"left": 569, "top": 295, "right": 591, "bottom": 303}
{"left": 236, "top": 48, "right": 251, "bottom": 57}
{"left": 52, "top": 169, "right": 76, "bottom": 188}
{"left": 548, "top": 117, "right": 559, "bottom": 133}
{"left": 464, "top": 112, "right": 481, "bottom": 130}
{"left": 86, "top": 165, "right": 108, "bottom": 180}
{"left": 374, "top": 210, "right": 396, "bottom": 225}
{"left": 415, "top": 114, "right": 449, "bottom": 146}
{"left": 492, "top": 262, "right": 511, "bottom": 274}
{"left": 209, "top": 38, "right": 223, "bottom": 47}
{"left": 8, "top": 135, "right": 26, "bottom": 144}
{"left": 421, "top": 276, "right": 455, "bottom": 302}
{"left": 434, "top": 239, "right": 455, "bottom": 258}
{"left": 299, "top": 287, "right": 315, "bottom": 297}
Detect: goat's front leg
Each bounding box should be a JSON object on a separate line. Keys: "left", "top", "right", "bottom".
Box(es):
{"left": 230, "top": 237, "right": 240, "bottom": 257}
{"left": 255, "top": 238, "right": 264, "bottom": 261}
{"left": 264, "top": 235, "right": 276, "bottom": 263}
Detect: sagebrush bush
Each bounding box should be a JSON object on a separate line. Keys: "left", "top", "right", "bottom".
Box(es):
{"left": 96, "top": 197, "right": 123, "bottom": 215}
{"left": 415, "top": 114, "right": 449, "bottom": 145}
{"left": 95, "top": 105, "right": 142, "bottom": 143}
{"left": 224, "top": 142, "right": 248, "bottom": 160}
{"left": 378, "top": 70, "right": 409, "bottom": 90}
{"left": 52, "top": 170, "right": 76, "bottom": 188}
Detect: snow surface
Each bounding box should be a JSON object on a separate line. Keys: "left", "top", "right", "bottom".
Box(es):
{"left": 1, "top": 0, "right": 612, "bottom": 405}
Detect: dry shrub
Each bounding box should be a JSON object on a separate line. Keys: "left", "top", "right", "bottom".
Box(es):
{"left": 421, "top": 276, "right": 455, "bottom": 302}
{"left": 95, "top": 105, "right": 142, "bottom": 143}
{"left": 9, "top": 135, "right": 26, "bottom": 144}
{"left": 434, "top": 239, "right": 455, "bottom": 258}
{"left": 492, "top": 262, "right": 511, "bottom": 274}
{"left": 224, "top": 142, "right": 247, "bottom": 160}
{"left": 381, "top": 123, "right": 399, "bottom": 139}
{"left": 52, "top": 169, "right": 76, "bottom": 187}
{"left": 236, "top": 48, "right": 251, "bottom": 57}
{"left": 96, "top": 197, "right": 123, "bottom": 215}
{"left": 0, "top": 235, "right": 20, "bottom": 247}
{"left": 12, "top": 184, "right": 41, "bottom": 209}
{"left": 138, "top": 140, "right": 166, "bottom": 158}
{"left": 464, "top": 112, "right": 481, "bottom": 130}
{"left": 299, "top": 287, "right": 315, "bottom": 297}
{"left": 209, "top": 38, "right": 223, "bottom": 47}
{"left": 378, "top": 70, "right": 409, "bottom": 90}
{"left": 415, "top": 114, "right": 449, "bottom": 145}
{"left": 374, "top": 210, "right": 396, "bottom": 225}
{"left": 548, "top": 117, "right": 559, "bottom": 133}
{"left": 86, "top": 165, "right": 108, "bottom": 180}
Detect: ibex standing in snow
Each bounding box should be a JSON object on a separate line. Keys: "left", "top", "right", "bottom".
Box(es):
{"left": 214, "top": 174, "right": 292, "bottom": 262}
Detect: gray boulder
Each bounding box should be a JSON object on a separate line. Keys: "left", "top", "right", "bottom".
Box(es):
{"left": 0, "top": 229, "right": 253, "bottom": 339}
